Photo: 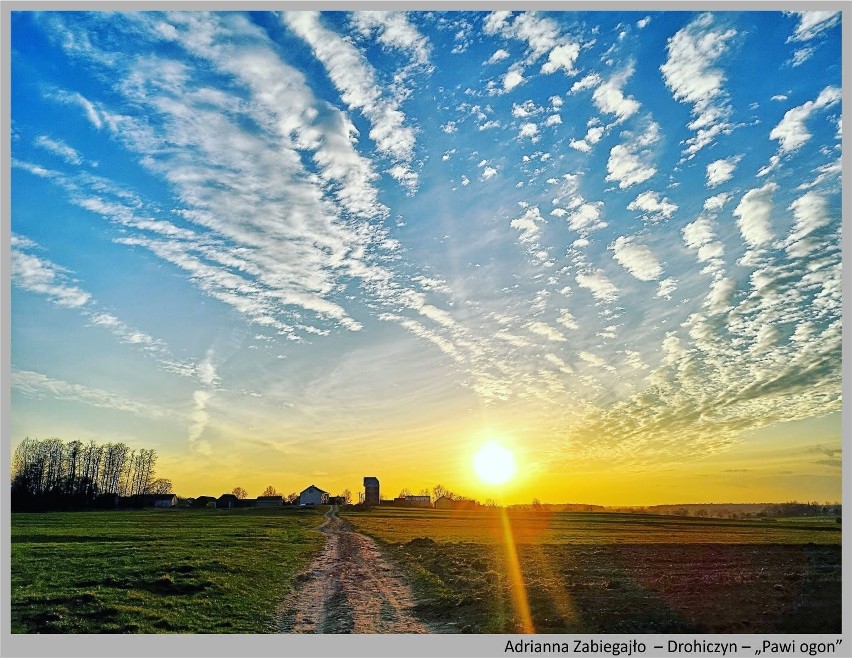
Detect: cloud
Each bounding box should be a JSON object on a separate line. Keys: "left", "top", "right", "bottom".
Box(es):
{"left": 350, "top": 11, "right": 431, "bottom": 66}
{"left": 528, "top": 322, "right": 566, "bottom": 342}
{"left": 660, "top": 13, "right": 737, "bottom": 157}
{"left": 566, "top": 201, "right": 605, "bottom": 233}
{"left": 606, "top": 123, "right": 659, "bottom": 189}
{"left": 11, "top": 240, "right": 91, "bottom": 308}
{"left": 486, "top": 48, "right": 510, "bottom": 64}
{"left": 786, "top": 11, "right": 840, "bottom": 42}
{"left": 503, "top": 67, "right": 525, "bottom": 91}
{"left": 733, "top": 183, "right": 776, "bottom": 248}
{"left": 34, "top": 135, "right": 84, "bottom": 165}
{"left": 627, "top": 190, "right": 677, "bottom": 221}
{"left": 576, "top": 270, "right": 618, "bottom": 301}
{"left": 592, "top": 67, "right": 640, "bottom": 123}
{"left": 768, "top": 85, "right": 841, "bottom": 154}
{"left": 283, "top": 11, "right": 419, "bottom": 190}
{"left": 510, "top": 205, "right": 544, "bottom": 243}
{"left": 12, "top": 369, "right": 166, "bottom": 417}
{"left": 706, "top": 156, "right": 740, "bottom": 187}
{"left": 610, "top": 236, "right": 663, "bottom": 281}
{"left": 518, "top": 122, "right": 539, "bottom": 139}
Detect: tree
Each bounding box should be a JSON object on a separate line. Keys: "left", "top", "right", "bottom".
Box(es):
{"left": 340, "top": 489, "right": 352, "bottom": 504}
{"left": 399, "top": 487, "right": 412, "bottom": 498}
{"left": 418, "top": 488, "right": 431, "bottom": 500}
{"left": 286, "top": 492, "right": 299, "bottom": 503}
{"left": 232, "top": 487, "right": 248, "bottom": 499}
{"left": 261, "top": 485, "right": 279, "bottom": 497}
{"left": 433, "top": 484, "right": 448, "bottom": 501}
{"left": 147, "top": 478, "right": 173, "bottom": 495}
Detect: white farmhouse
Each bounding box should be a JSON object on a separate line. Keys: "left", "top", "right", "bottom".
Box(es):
{"left": 299, "top": 485, "right": 329, "bottom": 506}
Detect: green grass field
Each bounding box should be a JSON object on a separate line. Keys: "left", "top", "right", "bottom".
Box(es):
{"left": 341, "top": 508, "right": 842, "bottom": 634}
{"left": 11, "top": 508, "right": 325, "bottom": 633}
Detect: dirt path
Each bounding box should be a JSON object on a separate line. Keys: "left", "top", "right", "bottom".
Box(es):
{"left": 275, "top": 506, "right": 431, "bottom": 634}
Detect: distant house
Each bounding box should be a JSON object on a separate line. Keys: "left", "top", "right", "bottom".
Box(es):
{"left": 193, "top": 496, "right": 217, "bottom": 508}
{"left": 154, "top": 494, "right": 177, "bottom": 508}
{"left": 328, "top": 496, "right": 346, "bottom": 505}
{"left": 217, "top": 494, "right": 238, "bottom": 509}
{"left": 434, "top": 496, "right": 478, "bottom": 510}
{"left": 406, "top": 495, "right": 432, "bottom": 508}
{"left": 236, "top": 498, "right": 257, "bottom": 508}
{"left": 120, "top": 494, "right": 177, "bottom": 508}
{"left": 434, "top": 496, "right": 453, "bottom": 510}
{"left": 363, "top": 476, "right": 380, "bottom": 505}
{"left": 299, "top": 485, "right": 329, "bottom": 506}
{"left": 256, "top": 495, "right": 283, "bottom": 507}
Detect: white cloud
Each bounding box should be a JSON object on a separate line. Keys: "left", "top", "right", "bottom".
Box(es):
{"left": 503, "top": 67, "right": 525, "bottom": 91}
{"left": 12, "top": 241, "right": 91, "bottom": 308}
{"left": 656, "top": 277, "right": 677, "bottom": 299}
{"left": 606, "top": 123, "right": 659, "bottom": 189}
{"left": 486, "top": 48, "right": 510, "bottom": 64}
{"left": 566, "top": 201, "right": 604, "bottom": 232}
{"left": 283, "top": 12, "right": 418, "bottom": 190}
{"left": 350, "top": 11, "right": 431, "bottom": 66}
{"left": 12, "top": 369, "right": 167, "bottom": 417}
{"left": 771, "top": 94, "right": 788, "bottom": 102}
{"left": 703, "top": 192, "right": 730, "bottom": 212}
{"left": 570, "top": 73, "right": 602, "bottom": 94}
{"left": 660, "top": 13, "right": 737, "bottom": 157}
{"left": 787, "top": 11, "right": 840, "bottom": 42}
{"left": 610, "top": 236, "right": 663, "bottom": 281}
{"left": 529, "top": 321, "right": 567, "bottom": 342}
{"left": 627, "top": 190, "right": 678, "bottom": 220}
{"left": 34, "top": 136, "right": 83, "bottom": 165}
{"left": 790, "top": 46, "right": 815, "bottom": 67}
{"left": 510, "top": 205, "right": 544, "bottom": 243}
{"left": 637, "top": 16, "right": 651, "bottom": 29}
{"left": 769, "top": 85, "right": 841, "bottom": 154}
{"left": 733, "top": 183, "right": 777, "bottom": 248}
{"left": 592, "top": 68, "right": 640, "bottom": 123}
{"left": 541, "top": 43, "right": 580, "bottom": 75}
{"left": 706, "top": 156, "right": 740, "bottom": 187}
{"left": 576, "top": 270, "right": 618, "bottom": 301}
{"left": 705, "top": 277, "right": 736, "bottom": 315}
{"left": 518, "top": 122, "right": 538, "bottom": 139}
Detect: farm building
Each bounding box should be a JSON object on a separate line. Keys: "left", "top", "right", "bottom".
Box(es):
{"left": 119, "top": 494, "right": 177, "bottom": 508}
{"left": 192, "top": 496, "right": 217, "bottom": 508}
{"left": 235, "top": 498, "right": 257, "bottom": 508}
{"left": 256, "top": 495, "right": 283, "bottom": 507}
{"left": 217, "top": 494, "right": 238, "bottom": 509}
{"left": 434, "top": 496, "right": 479, "bottom": 510}
{"left": 406, "top": 495, "right": 432, "bottom": 508}
{"left": 363, "top": 476, "right": 380, "bottom": 505}
{"left": 299, "top": 485, "right": 328, "bottom": 505}
{"left": 154, "top": 494, "right": 177, "bottom": 508}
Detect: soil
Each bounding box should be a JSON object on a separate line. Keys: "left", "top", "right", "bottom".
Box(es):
{"left": 275, "top": 506, "right": 432, "bottom": 634}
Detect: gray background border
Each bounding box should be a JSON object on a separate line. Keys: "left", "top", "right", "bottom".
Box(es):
{"left": 2, "top": 2, "right": 849, "bottom": 657}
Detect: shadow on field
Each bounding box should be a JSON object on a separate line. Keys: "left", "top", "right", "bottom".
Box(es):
{"left": 385, "top": 540, "right": 842, "bottom": 634}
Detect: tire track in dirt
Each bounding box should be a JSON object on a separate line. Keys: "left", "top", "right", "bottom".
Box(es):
{"left": 275, "top": 506, "right": 431, "bottom": 634}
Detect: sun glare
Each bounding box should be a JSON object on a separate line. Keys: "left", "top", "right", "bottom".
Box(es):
{"left": 473, "top": 442, "right": 517, "bottom": 485}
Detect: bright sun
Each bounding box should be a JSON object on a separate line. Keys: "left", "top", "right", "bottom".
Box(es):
{"left": 473, "top": 442, "right": 517, "bottom": 485}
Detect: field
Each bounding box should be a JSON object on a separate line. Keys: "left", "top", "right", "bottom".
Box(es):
{"left": 341, "top": 507, "right": 842, "bottom": 634}
{"left": 10, "top": 508, "right": 325, "bottom": 633}
{"left": 11, "top": 506, "right": 842, "bottom": 634}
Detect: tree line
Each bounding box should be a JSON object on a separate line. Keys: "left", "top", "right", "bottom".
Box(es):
{"left": 11, "top": 437, "right": 171, "bottom": 511}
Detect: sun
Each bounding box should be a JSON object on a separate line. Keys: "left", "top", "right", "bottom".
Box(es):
{"left": 473, "top": 441, "right": 517, "bottom": 485}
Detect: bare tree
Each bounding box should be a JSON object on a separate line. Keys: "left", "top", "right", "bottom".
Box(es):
{"left": 261, "top": 485, "right": 279, "bottom": 497}
{"left": 232, "top": 487, "right": 248, "bottom": 499}
{"left": 286, "top": 492, "right": 299, "bottom": 503}
{"left": 147, "top": 478, "right": 173, "bottom": 495}
{"left": 433, "top": 484, "right": 448, "bottom": 501}
{"left": 340, "top": 489, "right": 352, "bottom": 504}
{"left": 399, "top": 487, "right": 412, "bottom": 498}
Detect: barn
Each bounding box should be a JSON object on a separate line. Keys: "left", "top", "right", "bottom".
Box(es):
{"left": 299, "top": 485, "right": 329, "bottom": 506}
{"left": 217, "top": 494, "right": 238, "bottom": 509}
{"left": 256, "top": 495, "right": 283, "bottom": 507}
{"left": 434, "top": 495, "right": 453, "bottom": 510}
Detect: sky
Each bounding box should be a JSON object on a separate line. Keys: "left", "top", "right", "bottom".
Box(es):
{"left": 9, "top": 10, "right": 842, "bottom": 505}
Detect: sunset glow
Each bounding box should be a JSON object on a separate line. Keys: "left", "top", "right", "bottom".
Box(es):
{"left": 10, "top": 10, "right": 842, "bottom": 505}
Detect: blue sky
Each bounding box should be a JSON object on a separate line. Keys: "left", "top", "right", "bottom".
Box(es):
{"left": 10, "top": 11, "right": 842, "bottom": 503}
